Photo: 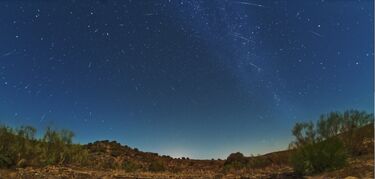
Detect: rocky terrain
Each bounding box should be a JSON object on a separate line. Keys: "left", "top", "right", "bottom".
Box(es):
{"left": 0, "top": 113, "right": 373, "bottom": 178}
{"left": 0, "top": 138, "right": 373, "bottom": 179}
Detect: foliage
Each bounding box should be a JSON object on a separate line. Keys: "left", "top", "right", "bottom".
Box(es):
{"left": 289, "top": 109, "right": 373, "bottom": 174}
{"left": 224, "top": 152, "right": 248, "bottom": 169}
{"left": 340, "top": 110, "right": 374, "bottom": 155}
{"left": 290, "top": 138, "right": 347, "bottom": 174}
{"left": 0, "top": 108, "right": 372, "bottom": 175}
{"left": 0, "top": 124, "right": 88, "bottom": 168}
{"left": 290, "top": 121, "right": 316, "bottom": 148}
{"left": 0, "top": 153, "right": 12, "bottom": 168}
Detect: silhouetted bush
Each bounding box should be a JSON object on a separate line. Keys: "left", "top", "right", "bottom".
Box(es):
{"left": 224, "top": 152, "right": 247, "bottom": 169}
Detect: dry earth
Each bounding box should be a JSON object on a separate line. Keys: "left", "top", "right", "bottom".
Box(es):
{"left": 0, "top": 154, "right": 373, "bottom": 179}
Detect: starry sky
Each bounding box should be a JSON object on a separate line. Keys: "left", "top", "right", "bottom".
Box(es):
{"left": 0, "top": 0, "right": 373, "bottom": 159}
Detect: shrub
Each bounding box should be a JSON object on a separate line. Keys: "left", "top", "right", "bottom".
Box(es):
{"left": 290, "top": 122, "right": 316, "bottom": 148}
{"left": 288, "top": 109, "right": 373, "bottom": 174}
{"left": 290, "top": 110, "right": 373, "bottom": 154}
{"left": 290, "top": 137, "right": 347, "bottom": 175}
{"left": 314, "top": 110, "right": 373, "bottom": 155}
{"left": 224, "top": 152, "right": 248, "bottom": 169}
{"left": 0, "top": 125, "right": 16, "bottom": 168}
{"left": 0, "top": 124, "right": 88, "bottom": 168}
{"left": 64, "top": 144, "right": 89, "bottom": 165}
{"left": 340, "top": 110, "right": 374, "bottom": 155}
{"left": 0, "top": 154, "right": 13, "bottom": 168}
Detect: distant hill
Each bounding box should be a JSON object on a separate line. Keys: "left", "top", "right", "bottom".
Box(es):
{"left": 84, "top": 140, "right": 224, "bottom": 172}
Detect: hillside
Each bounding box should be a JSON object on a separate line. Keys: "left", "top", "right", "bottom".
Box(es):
{"left": 0, "top": 122, "right": 373, "bottom": 178}
{"left": 1, "top": 138, "right": 373, "bottom": 178}
{"left": 0, "top": 139, "right": 296, "bottom": 178}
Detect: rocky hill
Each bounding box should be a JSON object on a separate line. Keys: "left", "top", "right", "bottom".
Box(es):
{"left": 83, "top": 140, "right": 225, "bottom": 173}
{"left": 0, "top": 122, "right": 373, "bottom": 178}
{"left": 1, "top": 136, "right": 372, "bottom": 178}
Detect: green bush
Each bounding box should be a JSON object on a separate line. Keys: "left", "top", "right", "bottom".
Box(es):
{"left": 0, "top": 153, "right": 13, "bottom": 168}
{"left": 315, "top": 110, "right": 373, "bottom": 155}
{"left": 64, "top": 144, "right": 89, "bottom": 165}
{"left": 289, "top": 109, "right": 373, "bottom": 175}
{"left": 0, "top": 124, "right": 88, "bottom": 168}
{"left": 340, "top": 110, "right": 374, "bottom": 155}
{"left": 290, "top": 138, "right": 347, "bottom": 175}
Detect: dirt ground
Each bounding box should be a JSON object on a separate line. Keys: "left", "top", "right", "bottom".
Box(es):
{"left": 0, "top": 155, "right": 373, "bottom": 179}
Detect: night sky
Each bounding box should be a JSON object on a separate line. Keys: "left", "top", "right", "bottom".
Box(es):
{"left": 0, "top": 0, "right": 373, "bottom": 159}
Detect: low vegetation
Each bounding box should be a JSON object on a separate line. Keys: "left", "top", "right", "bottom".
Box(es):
{"left": 0, "top": 125, "right": 88, "bottom": 168}
{"left": 223, "top": 152, "right": 247, "bottom": 170}
{"left": 0, "top": 109, "right": 373, "bottom": 178}
{"left": 289, "top": 109, "right": 373, "bottom": 175}
{"left": 220, "top": 109, "right": 373, "bottom": 176}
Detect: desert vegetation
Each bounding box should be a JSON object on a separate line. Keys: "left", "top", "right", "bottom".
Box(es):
{"left": 289, "top": 109, "right": 373, "bottom": 175}
{"left": 0, "top": 126, "right": 88, "bottom": 168}
{"left": 217, "top": 109, "right": 374, "bottom": 177}
{"left": 0, "top": 109, "right": 373, "bottom": 178}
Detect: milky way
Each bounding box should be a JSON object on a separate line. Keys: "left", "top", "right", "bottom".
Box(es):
{"left": 0, "top": 0, "right": 373, "bottom": 159}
